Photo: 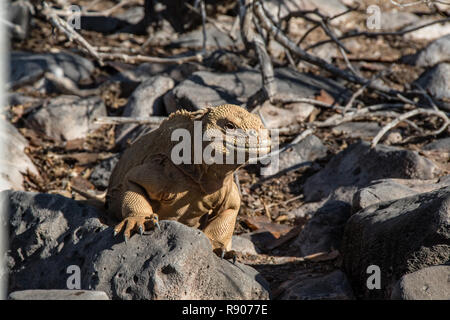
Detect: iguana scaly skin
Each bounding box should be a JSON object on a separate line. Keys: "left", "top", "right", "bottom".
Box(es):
{"left": 106, "top": 104, "right": 271, "bottom": 257}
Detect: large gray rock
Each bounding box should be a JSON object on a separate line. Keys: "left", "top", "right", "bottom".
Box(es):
{"left": 171, "top": 22, "right": 242, "bottom": 50}
{"left": 9, "top": 290, "right": 109, "bottom": 300}
{"left": 380, "top": 10, "right": 419, "bottom": 31}
{"left": 115, "top": 76, "right": 174, "bottom": 146}
{"left": 231, "top": 235, "right": 260, "bottom": 255}
{"left": 278, "top": 270, "right": 354, "bottom": 300}
{"left": 303, "top": 141, "right": 439, "bottom": 203}
{"left": 424, "top": 137, "right": 450, "bottom": 152}
{"left": 413, "top": 63, "right": 450, "bottom": 111}
{"left": 391, "top": 265, "right": 450, "bottom": 300}
{"left": 403, "top": 34, "right": 450, "bottom": 67}
{"left": 4, "top": 191, "right": 270, "bottom": 300}
{"left": 353, "top": 176, "right": 450, "bottom": 212}
{"left": 26, "top": 95, "right": 107, "bottom": 142}
{"left": 164, "top": 68, "right": 349, "bottom": 112}
{"left": 0, "top": 118, "right": 39, "bottom": 191}
{"left": 258, "top": 102, "right": 316, "bottom": 129}
{"left": 341, "top": 186, "right": 450, "bottom": 299}
{"left": 293, "top": 200, "right": 351, "bottom": 256}
{"left": 404, "top": 18, "right": 450, "bottom": 41}
{"left": 10, "top": 51, "right": 95, "bottom": 88}
{"left": 264, "top": 135, "right": 328, "bottom": 176}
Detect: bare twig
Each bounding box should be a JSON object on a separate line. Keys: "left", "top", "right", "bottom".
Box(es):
{"left": 307, "top": 17, "right": 450, "bottom": 51}
{"left": 0, "top": 17, "right": 25, "bottom": 37}
{"left": 97, "top": 52, "right": 203, "bottom": 64}
{"left": 197, "top": 0, "right": 207, "bottom": 54}
{"left": 94, "top": 116, "right": 167, "bottom": 126}
{"left": 44, "top": 72, "right": 99, "bottom": 97}
{"left": 413, "top": 83, "right": 439, "bottom": 111}
{"left": 312, "top": 110, "right": 403, "bottom": 128}
{"left": 343, "top": 71, "right": 389, "bottom": 114}
{"left": 271, "top": 94, "right": 345, "bottom": 110}
{"left": 253, "top": 1, "right": 393, "bottom": 94}
{"left": 295, "top": 5, "right": 358, "bottom": 46}
{"left": 185, "top": 2, "right": 230, "bottom": 36}
{"left": 42, "top": 2, "right": 103, "bottom": 65}
{"left": 371, "top": 108, "right": 449, "bottom": 147}
{"left": 240, "top": 0, "right": 276, "bottom": 103}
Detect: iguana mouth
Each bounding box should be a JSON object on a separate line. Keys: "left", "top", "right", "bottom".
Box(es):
{"left": 224, "top": 139, "right": 271, "bottom": 155}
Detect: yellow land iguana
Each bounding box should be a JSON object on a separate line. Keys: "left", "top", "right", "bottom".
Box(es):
{"left": 76, "top": 104, "right": 271, "bottom": 259}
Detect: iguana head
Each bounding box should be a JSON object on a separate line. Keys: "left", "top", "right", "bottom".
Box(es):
{"left": 201, "top": 104, "right": 271, "bottom": 164}
{"left": 166, "top": 104, "right": 271, "bottom": 192}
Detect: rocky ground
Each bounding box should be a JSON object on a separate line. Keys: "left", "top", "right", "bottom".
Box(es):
{"left": 2, "top": 0, "right": 450, "bottom": 300}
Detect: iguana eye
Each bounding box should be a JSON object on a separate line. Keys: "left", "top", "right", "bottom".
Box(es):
{"left": 225, "top": 122, "right": 236, "bottom": 130}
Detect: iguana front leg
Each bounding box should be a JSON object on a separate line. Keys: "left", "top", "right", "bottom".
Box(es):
{"left": 114, "top": 166, "right": 161, "bottom": 241}
{"left": 202, "top": 208, "right": 239, "bottom": 261}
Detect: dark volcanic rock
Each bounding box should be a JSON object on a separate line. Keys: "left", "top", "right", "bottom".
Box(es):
{"left": 115, "top": 76, "right": 174, "bottom": 147}
{"left": 278, "top": 270, "right": 354, "bottom": 300}
{"left": 352, "top": 177, "right": 450, "bottom": 212}
{"left": 402, "top": 34, "right": 450, "bottom": 67}
{"left": 413, "top": 63, "right": 450, "bottom": 111}
{"left": 4, "top": 191, "right": 270, "bottom": 300}
{"left": 303, "top": 141, "right": 439, "bottom": 203}
{"left": 341, "top": 186, "right": 450, "bottom": 299}
{"left": 423, "top": 137, "right": 450, "bottom": 152}
{"left": 293, "top": 200, "right": 351, "bottom": 256}
{"left": 10, "top": 51, "right": 94, "bottom": 87}
{"left": 89, "top": 154, "right": 120, "bottom": 190}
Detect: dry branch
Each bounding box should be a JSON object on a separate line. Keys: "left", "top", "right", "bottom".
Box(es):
{"left": 307, "top": 17, "right": 450, "bottom": 51}
{"left": 97, "top": 52, "right": 204, "bottom": 64}
{"left": 240, "top": 0, "right": 276, "bottom": 103}
{"left": 371, "top": 108, "right": 450, "bottom": 147}
{"left": 42, "top": 2, "right": 103, "bottom": 65}
{"left": 94, "top": 116, "right": 167, "bottom": 126}
{"left": 253, "top": 1, "right": 393, "bottom": 94}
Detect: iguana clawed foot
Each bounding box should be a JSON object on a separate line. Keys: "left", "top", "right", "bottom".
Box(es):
{"left": 113, "top": 214, "right": 160, "bottom": 242}
{"left": 213, "top": 248, "right": 237, "bottom": 264}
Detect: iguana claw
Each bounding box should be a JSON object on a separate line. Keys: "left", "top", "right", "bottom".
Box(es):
{"left": 113, "top": 214, "right": 160, "bottom": 242}
{"left": 214, "top": 248, "right": 237, "bottom": 264}
{"left": 154, "top": 220, "right": 161, "bottom": 231}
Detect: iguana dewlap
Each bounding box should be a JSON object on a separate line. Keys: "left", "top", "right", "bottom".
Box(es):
{"left": 106, "top": 104, "right": 271, "bottom": 256}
